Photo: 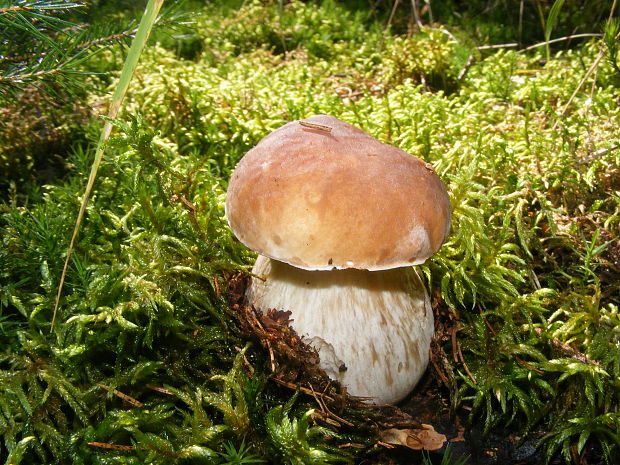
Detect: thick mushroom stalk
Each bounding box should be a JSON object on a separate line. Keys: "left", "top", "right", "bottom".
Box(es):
{"left": 248, "top": 255, "right": 433, "bottom": 405}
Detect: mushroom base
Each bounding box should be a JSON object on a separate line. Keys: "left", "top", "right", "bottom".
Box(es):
{"left": 247, "top": 255, "right": 434, "bottom": 405}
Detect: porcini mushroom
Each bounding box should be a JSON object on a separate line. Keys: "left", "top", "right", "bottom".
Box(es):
{"left": 225, "top": 115, "right": 451, "bottom": 404}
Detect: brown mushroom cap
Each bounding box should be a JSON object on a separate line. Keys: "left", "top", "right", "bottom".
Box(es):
{"left": 225, "top": 115, "right": 451, "bottom": 271}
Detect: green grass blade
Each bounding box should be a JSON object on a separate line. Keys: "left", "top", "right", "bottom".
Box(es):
{"left": 51, "top": 0, "right": 166, "bottom": 331}
{"left": 544, "top": 0, "right": 566, "bottom": 61}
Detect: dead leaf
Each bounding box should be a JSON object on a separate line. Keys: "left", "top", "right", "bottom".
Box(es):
{"left": 379, "top": 424, "right": 446, "bottom": 451}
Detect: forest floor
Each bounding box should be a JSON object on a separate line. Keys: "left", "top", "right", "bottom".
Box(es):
{"left": 1, "top": 1, "right": 619, "bottom": 464}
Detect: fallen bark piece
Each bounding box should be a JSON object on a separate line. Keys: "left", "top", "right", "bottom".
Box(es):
{"left": 379, "top": 424, "right": 446, "bottom": 450}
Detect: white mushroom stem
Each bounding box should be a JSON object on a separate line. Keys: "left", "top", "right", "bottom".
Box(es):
{"left": 247, "top": 254, "right": 434, "bottom": 405}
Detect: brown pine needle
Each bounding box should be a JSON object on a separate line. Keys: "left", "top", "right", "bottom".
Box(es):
{"left": 88, "top": 442, "right": 135, "bottom": 451}
{"left": 98, "top": 384, "right": 144, "bottom": 408}
{"left": 145, "top": 384, "right": 175, "bottom": 396}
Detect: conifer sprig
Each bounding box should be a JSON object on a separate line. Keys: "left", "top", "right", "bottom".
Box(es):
{"left": 0, "top": 0, "right": 181, "bottom": 99}
{"left": 1, "top": 1, "right": 85, "bottom": 96}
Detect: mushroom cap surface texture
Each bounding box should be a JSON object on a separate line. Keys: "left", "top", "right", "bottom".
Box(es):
{"left": 225, "top": 115, "right": 451, "bottom": 271}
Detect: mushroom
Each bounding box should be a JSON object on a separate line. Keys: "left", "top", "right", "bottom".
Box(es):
{"left": 225, "top": 115, "right": 451, "bottom": 404}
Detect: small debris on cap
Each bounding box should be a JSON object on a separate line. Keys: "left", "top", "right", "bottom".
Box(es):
{"left": 299, "top": 120, "right": 333, "bottom": 132}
